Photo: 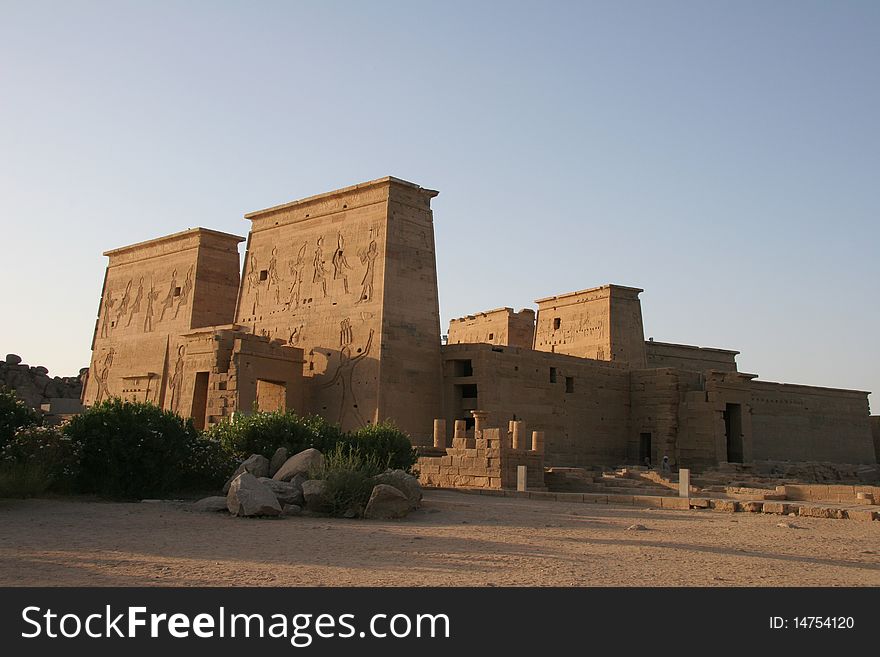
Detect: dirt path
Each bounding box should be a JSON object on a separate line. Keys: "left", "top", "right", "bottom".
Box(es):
{"left": 1, "top": 490, "right": 877, "bottom": 586}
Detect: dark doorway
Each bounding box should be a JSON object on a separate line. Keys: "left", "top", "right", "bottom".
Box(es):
{"left": 191, "top": 372, "right": 209, "bottom": 431}
{"left": 639, "top": 432, "right": 652, "bottom": 465}
{"left": 724, "top": 403, "right": 743, "bottom": 463}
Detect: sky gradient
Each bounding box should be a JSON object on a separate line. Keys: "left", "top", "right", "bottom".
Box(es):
{"left": 1, "top": 1, "right": 877, "bottom": 410}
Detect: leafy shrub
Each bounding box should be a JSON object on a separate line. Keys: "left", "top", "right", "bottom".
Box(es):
{"left": 0, "top": 461, "right": 50, "bottom": 498}
{"left": 2, "top": 425, "right": 82, "bottom": 492}
{"left": 63, "top": 398, "right": 197, "bottom": 499}
{"left": 311, "top": 443, "right": 387, "bottom": 517}
{"left": 204, "top": 410, "right": 343, "bottom": 461}
{"left": 180, "top": 434, "right": 238, "bottom": 491}
{"left": 0, "top": 386, "right": 40, "bottom": 449}
{"left": 341, "top": 421, "right": 417, "bottom": 473}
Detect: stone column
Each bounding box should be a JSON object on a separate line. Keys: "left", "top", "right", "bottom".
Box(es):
{"left": 517, "top": 465, "right": 528, "bottom": 492}
{"left": 678, "top": 468, "right": 690, "bottom": 498}
{"left": 471, "top": 410, "right": 489, "bottom": 435}
{"left": 512, "top": 421, "right": 525, "bottom": 449}
{"left": 531, "top": 430, "right": 544, "bottom": 453}
{"left": 452, "top": 419, "right": 468, "bottom": 448}
{"left": 433, "top": 419, "right": 447, "bottom": 449}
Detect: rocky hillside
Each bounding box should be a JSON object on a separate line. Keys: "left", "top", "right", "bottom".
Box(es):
{"left": 1, "top": 353, "right": 85, "bottom": 410}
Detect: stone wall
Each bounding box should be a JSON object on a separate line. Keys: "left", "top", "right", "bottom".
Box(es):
{"left": 441, "top": 343, "right": 631, "bottom": 468}
{"left": 534, "top": 284, "right": 647, "bottom": 368}
{"left": 447, "top": 307, "right": 535, "bottom": 349}
{"left": 235, "top": 177, "right": 442, "bottom": 441}
{"left": 750, "top": 381, "right": 874, "bottom": 464}
{"left": 871, "top": 416, "right": 880, "bottom": 464}
{"left": 644, "top": 341, "right": 739, "bottom": 373}
{"left": 417, "top": 427, "right": 545, "bottom": 490}
{"left": 1, "top": 354, "right": 84, "bottom": 411}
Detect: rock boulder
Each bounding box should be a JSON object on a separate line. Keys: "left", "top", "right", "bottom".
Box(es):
{"left": 364, "top": 484, "right": 410, "bottom": 520}
{"left": 226, "top": 473, "right": 282, "bottom": 517}
{"left": 273, "top": 448, "right": 324, "bottom": 482}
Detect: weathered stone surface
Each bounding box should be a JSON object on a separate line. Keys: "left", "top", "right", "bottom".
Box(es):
{"left": 5, "top": 354, "right": 21, "bottom": 365}
{"left": 223, "top": 454, "right": 270, "bottom": 494}
{"left": 364, "top": 484, "right": 410, "bottom": 520}
{"left": 301, "top": 479, "right": 329, "bottom": 512}
{"left": 282, "top": 504, "right": 302, "bottom": 516}
{"left": 373, "top": 469, "right": 422, "bottom": 510}
{"left": 709, "top": 500, "right": 737, "bottom": 513}
{"left": 192, "top": 496, "right": 229, "bottom": 512}
{"left": 269, "top": 447, "right": 289, "bottom": 477}
{"left": 257, "top": 477, "right": 304, "bottom": 506}
{"left": 273, "top": 448, "right": 324, "bottom": 482}
{"left": 226, "top": 473, "right": 282, "bottom": 517}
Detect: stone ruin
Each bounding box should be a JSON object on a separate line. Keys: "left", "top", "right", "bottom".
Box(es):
{"left": 1, "top": 353, "right": 84, "bottom": 420}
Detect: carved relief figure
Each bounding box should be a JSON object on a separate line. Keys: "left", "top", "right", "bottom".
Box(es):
{"left": 268, "top": 247, "right": 280, "bottom": 304}
{"left": 331, "top": 233, "right": 352, "bottom": 294}
{"left": 287, "top": 242, "right": 308, "bottom": 307}
{"left": 320, "top": 329, "right": 374, "bottom": 427}
{"left": 356, "top": 231, "right": 379, "bottom": 304}
{"left": 313, "top": 236, "right": 328, "bottom": 298}
{"left": 144, "top": 279, "right": 159, "bottom": 332}
{"left": 339, "top": 318, "right": 353, "bottom": 347}
{"left": 159, "top": 269, "right": 178, "bottom": 321}
{"left": 94, "top": 348, "right": 115, "bottom": 404}
{"left": 168, "top": 344, "right": 186, "bottom": 413}
{"left": 288, "top": 324, "right": 304, "bottom": 346}
{"left": 116, "top": 280, "right": 132, "bottom": 325}
{"left": 247, "top": 253, "right": 259, "bottom": 293}
{"left": 126, "top": 277, "right": 144, "bottom": 327}
{"left": 174, "top": 265, "right": 194, "bottom": 319}
{"left": 100, "top": 290, "right": 115, "bottom": 338}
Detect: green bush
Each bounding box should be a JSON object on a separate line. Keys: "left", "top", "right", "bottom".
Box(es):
{"left": 203, "top": 410, "right": 344, "bottom": 461}
{"left": 0, "top": 386, "right": 40, "bottom": 449}
{"left": 342, "top": 421, "right": 417, "bottom": 473}
{"left": 2, "top": 425, "right": 82, "bottom": 492}
{"left": 63, "top": 398, "right": 197, "bottom": 499}
{"left": 180, "top": 434, "right": 238, "bottom": 491}
{"left": 0, "top": 461, "right": 50, "bottom": 498}
{"left": 311, "top": 443, "right": 387, "bottom": 517}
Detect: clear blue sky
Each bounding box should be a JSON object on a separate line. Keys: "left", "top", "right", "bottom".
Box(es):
{"left": 1, "top": 1, "right": 877, "bottom": 410}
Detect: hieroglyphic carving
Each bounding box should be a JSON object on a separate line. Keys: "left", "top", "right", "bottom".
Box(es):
{"left": 268, "top": 247, "right": 280, "bottom": 304}
{"left": 320, "top": 329, "right": 374, "bottom": 427}
{"left": 174, "top": 265, "right": 194, "bottom": 319}
{"left": 126, "top": 277, "right": 144, "bottom": 327}
{"left": 331, "top": 233, "right": 352, "bottom": 294}
{"left": 287, "top": 242, "right": 307, "bottom": 307}
{"left": 159, "top": 269, "right": 178, "bottom": 321}
{"left": 168, "top": 344, "right": 185, "bottom": 413}
{"left": 313, "top": 236, "right": 328, "bottom": 298}
{"left": 144, "top": 279, "right": 159, "bottom": 332}
{"left": 288, "top": 324, "right": 304, "bottom": 346}
{"left": 356, "top": 229, "right": 379, "bottom": 304}
{"left": 94, "top": 348, "right": 115, "bottom": 403}
{"left": 100, "top": 290, "right": 116, "bottom": 338}
{"left": 116, "top": 280, "right": 132, "bottom": 325}
{"left": 339, "top": 318, "right": 353, "bottom": 347}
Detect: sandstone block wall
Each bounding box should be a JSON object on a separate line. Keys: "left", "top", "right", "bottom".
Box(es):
{"left": 441, "top": 344, "right": 631, "bottom": 468}
{"left": 82, "top": 228, "right": 245, "bottom": 412}
{"left": 534, "top": 285, "right": 647, "bottom": 368}
{"left": 750, "top": 381, "right": 874, "bottom": 464}
{"left": 644, "top": 341, "right": 739, "bottom": 373}
{"left": 872, "top": 416, "right": 880, "bottom": 464}
{"left": 447, "top": 307, "right": 535, "bottom": 349}
{"left": 235, "top": 177, "right": 442, "bottom": 441}
{"left": 417, "top": 427, "right": 545, "bottom": 489}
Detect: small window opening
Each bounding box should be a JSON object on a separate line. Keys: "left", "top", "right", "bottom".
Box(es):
{"left": 259, "top": 270, "right": 268, "bottom": 281}
{"left": 173, "top": 287, "right": 181, "bottom": 297}
{"left": 565, "top": 376, "right": 574, "bottom": 393}
{"left": 550, "top": 367, "right": 557, "bottom": 383}
{"left": 553, "top": 317, "right": 561, "bottom": 330}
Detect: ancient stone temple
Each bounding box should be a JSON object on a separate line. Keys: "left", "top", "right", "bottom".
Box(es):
{"left": 82, "top": 176, "right": 879, "bottom": 470}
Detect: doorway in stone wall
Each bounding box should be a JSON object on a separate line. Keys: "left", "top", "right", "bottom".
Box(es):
{"left": 724, "top": 403, "right": 743, "bottom": 463}
{"left": 190, "top": 372, "right": 209, "bottom": 431}
{"left": 639, "top": 432, "right": 652, "bottom": 465}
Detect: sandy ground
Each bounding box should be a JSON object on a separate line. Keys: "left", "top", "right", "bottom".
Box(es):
{"left": 0, "top": 490, "right": 878, "bottom": 586}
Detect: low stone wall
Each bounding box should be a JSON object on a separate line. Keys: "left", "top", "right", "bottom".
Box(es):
{"left": 417, "top": 427, "right": 545, "bottom": 490}
{"left": 1, "top": 353, "right": 85, "bottom": 412}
